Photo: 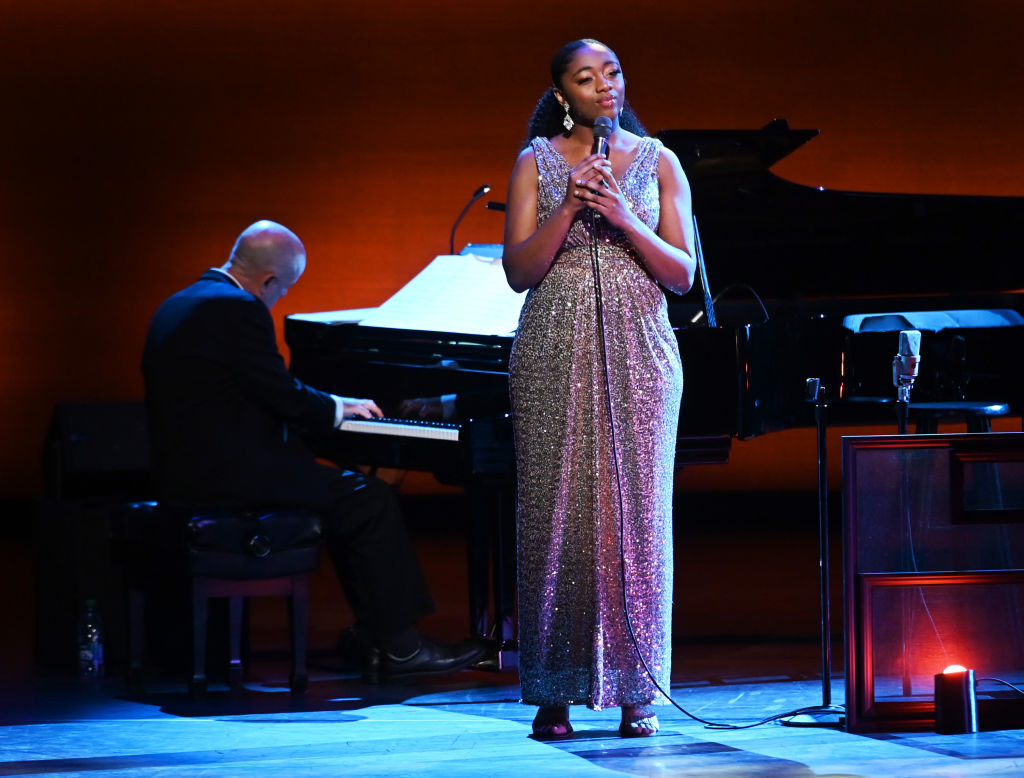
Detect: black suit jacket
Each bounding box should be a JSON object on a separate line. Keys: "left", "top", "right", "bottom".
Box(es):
{"left": 142, "top": 270, "right": 338, "bottom": 508}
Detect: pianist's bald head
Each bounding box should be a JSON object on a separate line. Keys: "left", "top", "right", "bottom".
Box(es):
{"left": 222, "top": 220, "right": 307, "bottom": 309}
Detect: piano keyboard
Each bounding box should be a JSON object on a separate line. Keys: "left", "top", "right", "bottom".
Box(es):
{"left": 338, "top": 417, "right": 461, "bottom": 442}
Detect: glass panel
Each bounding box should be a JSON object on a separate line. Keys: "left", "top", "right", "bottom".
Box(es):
{"left": 870, "top": 581, "right": 1024, "bottom": 704}
{"left": 853, "top": 445, "right": 1024, "bottom": 573}
{"left": 961, "top": 460, "right": 1024, "bottom": 513}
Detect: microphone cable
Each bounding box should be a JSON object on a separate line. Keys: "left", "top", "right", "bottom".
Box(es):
{"left": 584, "top": 184, "right": 844, "bottom": 731}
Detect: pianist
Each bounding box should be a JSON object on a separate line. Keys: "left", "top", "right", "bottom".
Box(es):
{"left": 142, "top": 219, "right": 485, "bottom": 681}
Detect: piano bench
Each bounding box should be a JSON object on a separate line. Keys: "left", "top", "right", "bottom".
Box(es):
{"left": 120, "top": 502, "right": 323, "bottom": 697}
{"left": 910, "top": 401, "right": 1011, "bottom": 434}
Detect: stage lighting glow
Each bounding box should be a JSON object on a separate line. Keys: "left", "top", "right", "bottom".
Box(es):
{"left": 943, "top": 664, "right": 968, "bottom": 674}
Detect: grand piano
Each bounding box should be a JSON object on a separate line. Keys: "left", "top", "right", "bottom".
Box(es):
{"left": 284, "top": 119, "right": 1024, "bottom": 659}
{"left": 662, "top": 119, "right": 1024, "bottom": 441}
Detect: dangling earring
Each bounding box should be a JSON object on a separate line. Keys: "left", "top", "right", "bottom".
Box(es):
{"left": 562, "top": 102, "right": 574, "bottom": 132}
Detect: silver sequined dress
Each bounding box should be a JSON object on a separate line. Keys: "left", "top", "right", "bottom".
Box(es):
{"left": 509, "top": 136, "right": 682, "bottom": 709}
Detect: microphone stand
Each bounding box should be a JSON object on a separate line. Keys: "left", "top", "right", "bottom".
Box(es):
{"left": 784, "top": 378, "right": 845, "bottom": 727}
{"left": 892, "top": 330, "right": 922, "bottom": 696}
{"left": 449, "top": 184, "right": 491, "bottom": 255}
{"left": 811, "top": 378, "right": 832, "bottom": 709}
{"left": 691, "top": 215, "right": 717, "bottom": 327}
{"left": 895, "top": 382, "right": 912, "bottom": 435}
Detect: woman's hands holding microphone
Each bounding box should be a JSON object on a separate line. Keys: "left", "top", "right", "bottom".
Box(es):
{"left": 562, "top": 154, "right": 636, "bottom": 232}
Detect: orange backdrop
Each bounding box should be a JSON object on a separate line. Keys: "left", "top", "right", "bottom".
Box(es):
{"left": 2, "top": 0, "right": 1022, "bottom": 496}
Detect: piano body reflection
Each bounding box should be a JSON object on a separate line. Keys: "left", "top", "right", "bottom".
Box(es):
{"left": 286, "top": 119, "right": 1024, "bottom": 663}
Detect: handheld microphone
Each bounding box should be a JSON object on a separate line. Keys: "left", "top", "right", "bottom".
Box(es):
{"left": 591, "top": 116, "right": 613, "bottom": 201}
{"left": 892, "top": 329, "right": 921, "bottom": 403}
{"left": 592, "top": 116, "right": 612, "bottom": 157}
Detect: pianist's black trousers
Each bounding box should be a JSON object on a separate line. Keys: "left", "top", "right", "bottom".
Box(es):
{"left": 315, "top": 464, "right": 436, "bottom": 640}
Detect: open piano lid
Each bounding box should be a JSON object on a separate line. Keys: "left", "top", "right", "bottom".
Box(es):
{"left": 658, "top": 119, "right": 1024, "bottom": 303}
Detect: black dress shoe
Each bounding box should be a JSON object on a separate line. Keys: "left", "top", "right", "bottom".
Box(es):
{"left": 379, "top": 637, "right": 487, "bottom": 683}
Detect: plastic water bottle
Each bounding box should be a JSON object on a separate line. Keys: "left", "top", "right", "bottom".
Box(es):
{"left": 78, "top": 599, "right": 105, "bottom": 679}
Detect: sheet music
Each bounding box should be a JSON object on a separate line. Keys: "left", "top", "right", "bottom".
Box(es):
{"left": 288, "top": 307, "right": 378, "bottom": 324}
{"left": 358, "top": 254, "right": 526, "bottom": 336}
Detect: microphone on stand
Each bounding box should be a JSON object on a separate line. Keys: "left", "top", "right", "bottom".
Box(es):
{"left": 449, "top": 184, "right": 491, "bottom": 255}
{"left": 893, "top": 330, "right": 921, "bottom": 402}
{"left": 892, "top": 329, "right": 921, "bottom": 433}
{"left": 588, "top": 116, "right": 614, "bottom": 241}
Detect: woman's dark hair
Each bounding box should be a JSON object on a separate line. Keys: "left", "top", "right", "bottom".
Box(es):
{"left": 521, "top": 38, "right": 647, "bottom": 150}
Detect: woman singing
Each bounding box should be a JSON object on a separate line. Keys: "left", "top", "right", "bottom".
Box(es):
{"left": 503, "top": 38, "right": 696, "bottom": 738}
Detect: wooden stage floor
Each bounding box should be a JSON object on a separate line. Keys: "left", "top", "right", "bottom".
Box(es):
{"left": 4, "top": 490, "right": 1024, "bottom": 776}
{"left": 2, "top": 651, "right": 1023, "bottom": 777}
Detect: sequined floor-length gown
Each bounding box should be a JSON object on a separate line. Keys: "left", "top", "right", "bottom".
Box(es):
{"left": 509, "top": 136, "right": 683, "bottom": 710}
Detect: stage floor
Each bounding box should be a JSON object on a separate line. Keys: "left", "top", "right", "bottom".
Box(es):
{"left": 6, "top": 490, "right": 1024, "bottom": 776}
{"left": 2, "top": 650, "right": 1023, "bottom": 778}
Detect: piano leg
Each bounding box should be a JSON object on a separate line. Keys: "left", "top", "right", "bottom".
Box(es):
{"left": 492, "top": 479, "right": 517, "bottom": 661}
{"left": 467, "top": 482, "right": 490, "bottom": 638}
{"left": 467, "top": 476, "right": 518, "bottom": 671}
